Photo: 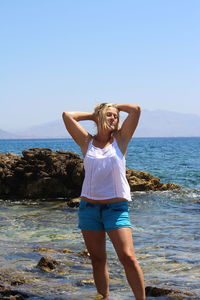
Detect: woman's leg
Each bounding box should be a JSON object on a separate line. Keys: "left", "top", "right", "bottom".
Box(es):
{"left": 107, "top": 227, "right": 146, "bottom": 300}
{"left": 81, "top": 230, "right": 109, "bottom": 299}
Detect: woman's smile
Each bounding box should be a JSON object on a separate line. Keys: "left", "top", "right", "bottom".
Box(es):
{"left": 105, "top": 107, "right": 119, "bottom": 130}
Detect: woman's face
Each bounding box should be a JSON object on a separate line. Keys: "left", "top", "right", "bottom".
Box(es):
{"left": 104, "top": 107, "right": 119, "bottom": 131}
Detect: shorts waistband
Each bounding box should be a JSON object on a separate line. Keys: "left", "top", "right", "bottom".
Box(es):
{"left": 80, "top": 199, "right": 127, "bottom": 207}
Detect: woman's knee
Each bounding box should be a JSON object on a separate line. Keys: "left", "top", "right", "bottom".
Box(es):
{"left": 90, "top": 253, "right": 107, "bottom": 266}
{"left": 118, "top": 252, "right": 138, "bottom": 267}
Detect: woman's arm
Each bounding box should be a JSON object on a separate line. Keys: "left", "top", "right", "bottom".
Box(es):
{"left": 115, "top": 104, "right": 141, "bottom": 147}
{"left": 62, "top": 111, "right": 96, "bottom": 150}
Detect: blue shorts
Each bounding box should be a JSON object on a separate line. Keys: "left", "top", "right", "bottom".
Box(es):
{"left": 78, "top": 199, "right": 132, "bottom": 231}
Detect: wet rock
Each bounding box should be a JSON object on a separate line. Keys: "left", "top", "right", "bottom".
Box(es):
{"left": 0, "top": 288, "right": 29, "bottom": 299}
{"left": 76, "top": 279, "right": 94, "bottom": 286}
{"left": 36, "top": 256, "right": 59, "bottom": 272}
{"left": 0, "top": 148, "right": 180, "bottom": 200}
{"left": 0, "top": 149, "right": 83, "bottom": 199}
{"left": 0, "top": 272, "right": 25, "bottom": 287}
{"left": 160, "top": 182, "right": 181, "bottom": 190}
{"left": 34, "top": 247, "right": 72, "bottom": 254}
{"left": 77, "top": 249, "right": 90, "bottom": 258}
{"left": 145, "top": 286, "right": 197, "bottom": 298}
{"left": 126, "top": 168, "right": 180, "bottom": 191}
{"left": 67, "top": 197, "right": 80, "bottom": 208}
{"left": 145, "top": 286, "right": 173, "bottom": 296}
{"left": 0, "top": 274, "right": 28, "bottom": 299}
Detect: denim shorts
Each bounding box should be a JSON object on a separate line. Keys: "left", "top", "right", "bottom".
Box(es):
{"left": 78, "top": 199, "right": 132, "bottom": 231}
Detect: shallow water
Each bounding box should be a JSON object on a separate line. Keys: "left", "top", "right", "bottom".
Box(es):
{"left": 0, "top": 137, "right": 200, "bottom": 299}
{"left": 0, "top": 189, "right": 199, "bottom": 299}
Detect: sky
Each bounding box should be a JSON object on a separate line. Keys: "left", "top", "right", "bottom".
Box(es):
{"left": 0, "top": 0, "right": 200, "bottom": 131}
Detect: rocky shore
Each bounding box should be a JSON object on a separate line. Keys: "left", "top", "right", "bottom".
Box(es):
{"left": 0, "top": 248, "right": 197, "bottom": 299}
{"left": 0, "top": 148, "right": 180, "bottom": 200}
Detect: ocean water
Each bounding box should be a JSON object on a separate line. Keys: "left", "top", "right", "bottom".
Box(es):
{"left": 0, "top": 137, "right": 199, "bottom": 299}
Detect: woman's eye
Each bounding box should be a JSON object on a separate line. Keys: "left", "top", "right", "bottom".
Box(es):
{"left": 106, "top": 113, "right": 118, "bottom": 119}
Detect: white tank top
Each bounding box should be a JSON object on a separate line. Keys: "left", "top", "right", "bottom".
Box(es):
{"left": 80, "top": 138, "right": 132, "bottom": 201}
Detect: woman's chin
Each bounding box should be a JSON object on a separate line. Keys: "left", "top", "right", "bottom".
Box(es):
{"left": 108, "top": 127, "right": 116, "bottom": 132}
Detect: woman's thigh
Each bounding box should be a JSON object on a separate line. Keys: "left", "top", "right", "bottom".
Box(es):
{"left": 107, "top": 227, "right": 135, "bottom": 258}
{"left": 81, "top": 230, "right": 107, "bottom": 259}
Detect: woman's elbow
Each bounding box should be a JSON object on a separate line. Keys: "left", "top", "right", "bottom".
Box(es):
{"left": 62, "top": 111, "right": 70, "bottom": 120}
{"left": 137, "top": 105, "right": 141, "bottom": 111}
{"left": 133, "top": 105, "right": 141, "bottom": 115}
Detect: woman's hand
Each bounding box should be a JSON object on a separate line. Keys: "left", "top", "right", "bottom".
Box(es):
{"left": 91, "top": 111, "right": 98, "bottom": 124}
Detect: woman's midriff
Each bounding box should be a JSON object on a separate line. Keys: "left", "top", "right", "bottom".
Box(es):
{"left": 81, "top": 196, "right": 127, "bottom": 204}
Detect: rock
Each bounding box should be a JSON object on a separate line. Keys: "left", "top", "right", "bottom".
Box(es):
{"left": 76, "top": 279, "right": 94, "bottom": 286}
{"left": 77, "top": 249, "right": 90, "bottom": 258}
{"left": 0, "top": 288, "right": 27, "bottom": 299}
{"left": 36, "top": 256, "right": 59, "bottom": 272}
{"left": 0, "top": 148, "right": 180, "bottom": 200}
{"left": 34, "top": 247, "right": 72, "bottom": 254}
{"left": 126, "top": 168, "right": 180, "bottom": 191}
{"left": 145, "top": 286, "right": 172, "bottom": 296}
{"left": 160, "top": 182, "right": 181, "bottom": 190}
{"left": 67, "top": 197, "right": 81, "bottom": 208}
{"left": 0, "top": 289, "right": 29, "bottom": 299}
{"left": 145, "top": 286, "right": 197, "bottom": 298}
{"left": 0, "top": 271, "right": 25, "bottom": 287}
{"left": 0, "top": 270, "right": 29, "bottom": 299}
{"left": 0, "top": 149, "right": 83, "bottom": 199}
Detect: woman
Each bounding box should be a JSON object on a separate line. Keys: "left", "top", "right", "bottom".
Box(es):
{"left": 62, "top": 103, "right": 145, "bottom": 300}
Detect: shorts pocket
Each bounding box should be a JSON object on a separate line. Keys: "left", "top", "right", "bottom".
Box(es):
{"left": 79, "top": 200, "right": 87, "bottom": 210}
{"left": 109, "top": 201, "right": 128, "bottom": 212}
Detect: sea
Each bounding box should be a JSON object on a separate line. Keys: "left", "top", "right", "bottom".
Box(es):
{"left": 0, "top": 137, "right": 199, "bottom": 300}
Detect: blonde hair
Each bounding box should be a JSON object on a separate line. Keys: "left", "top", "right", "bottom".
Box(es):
{"left": 94, "top": 103, "right": 120, "bottom": 132}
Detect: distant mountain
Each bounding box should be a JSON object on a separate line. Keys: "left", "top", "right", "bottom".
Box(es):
{"left": 0, "top": 129, "right": 21, "bottom": 139}
{"left": 12, "top": 119, "right": 68, "bottom": 139}
{"left": 135, "top": 110, "right": 200, "bottom": 137}
{"left": 1, "top": 110, "right": 200, "bottom": 139}
{"left": 11, "top": 118, "right": 96, "bottom": 138}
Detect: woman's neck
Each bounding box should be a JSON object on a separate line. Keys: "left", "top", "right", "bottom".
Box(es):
{"left": 94, "top": 133, "right": 112, "bottom": 143}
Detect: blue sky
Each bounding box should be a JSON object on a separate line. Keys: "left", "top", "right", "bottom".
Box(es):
{"left": 1, "top": 0, "right": 200, "bottom": 131}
